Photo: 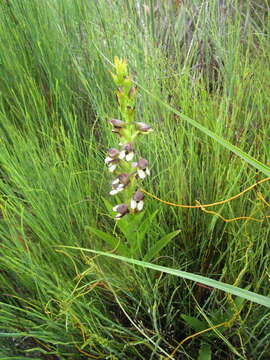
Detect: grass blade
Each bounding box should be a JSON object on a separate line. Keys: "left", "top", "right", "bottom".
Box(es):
{"left": 59, "top": 246, "right": 270, "bottom": 308}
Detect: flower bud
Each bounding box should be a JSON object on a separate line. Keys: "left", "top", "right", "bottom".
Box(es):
{"left": 109, "top": 119, "right": 125, "bottom": 129}
{"left": 127, "top": 106, "right": 135, "bottom": 117}
{"left": 135, "top": 122, "right": 153, "bottom": 133}
{"left": 128, "top": 86, "right": 137, "bottom": 98}
{"left": 114, "top": 56, "right": 128, "bottom": 78}
{"left": 117, "top": 203, "right": 128, "bottom": 213}
{"left": 123, "top": 76, "right": 133, "bottom": 89}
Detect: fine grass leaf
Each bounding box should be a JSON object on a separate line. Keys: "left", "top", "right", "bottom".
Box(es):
{"left": 143, "top": 229, "right": 181, "bottom": 261}
{"left": 59, "top": 246, "right": 270, "bottom": 308}
{"left": 137, "top": 83, "right": 270, "bottom": 176}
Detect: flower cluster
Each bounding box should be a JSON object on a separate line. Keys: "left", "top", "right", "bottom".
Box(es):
{"left": 105, "top": 57, "right": 153, "bottom": 220}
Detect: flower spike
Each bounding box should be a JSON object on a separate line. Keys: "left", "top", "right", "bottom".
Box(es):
{"left": 106, "top": 57, "right": 153, "bottom": 220}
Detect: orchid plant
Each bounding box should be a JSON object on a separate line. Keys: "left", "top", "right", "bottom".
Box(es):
{"left": 105, "top": 57, "right": 153, "bottom": 220}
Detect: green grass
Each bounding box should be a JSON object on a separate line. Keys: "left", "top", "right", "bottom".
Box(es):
{"left": 0, "top": 0, "right": 269, "bottom": 359}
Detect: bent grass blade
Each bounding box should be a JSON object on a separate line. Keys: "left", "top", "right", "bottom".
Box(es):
{"left": 58, "top": 246, "right": 270, "bottom": 308}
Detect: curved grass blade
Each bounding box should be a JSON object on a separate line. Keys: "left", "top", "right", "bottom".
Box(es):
{"left": 58, "top": 246, "right": 270, "bottom": 308}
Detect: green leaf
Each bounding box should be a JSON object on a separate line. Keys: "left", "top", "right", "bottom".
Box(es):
{"left": 86, "top": 226, "right": 129, "bottom": 256}
{"left": 136, "top": 210, "right": 159, "bottom": 246}
{"left": 144, "top": 229, "right": 181, "bottom": 261}
{"left": 181, "top": 314, "right": 207, "bottom": 332}
{"left": 59, "top": 246, "right": 270, "bottom": 308}
{"left": 117, "top": 211, "right": 145, "bottom": 246}
{"left": 198, "top": 342, "right": 212, "bottom": 360}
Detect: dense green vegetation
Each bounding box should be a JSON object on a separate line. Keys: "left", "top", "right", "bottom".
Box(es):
{"left": 0, "top": 0, "right": 269, "bottom": 359}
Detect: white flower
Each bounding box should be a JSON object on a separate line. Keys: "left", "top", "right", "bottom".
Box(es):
{"left": 108, "top": 163, "right": 117, "bottom": 173}
{"left": 109, "top": 182, "right": 124, "bottom": 195}
{"left": 109, "top": 187, "right": 124, "bottom": 196}
{"left": 130, "top": 199, "right": 137, "bottom": 209}
{"left": 109, "top": 174, "right": 130, "bottom": 196}
{"left": 105, "top": 156, "right": 112, "bottom": 164}
{"left": 137, "top": 200, "right": 144, "bottom": 211}
{"left": 110, "top": 189, "right": 119, "bottom": 195}
{"left": 137, "top": 169, "right": 146, "bottom": 179}
{"left": 119, "top": 143, "right": 135, "bottom": 162}
{"left": 119, "top": 150, "right": 126, "bottom": 159}
{"left": 126, "top": 151, "right": 134, "bottom": 161}
{"left": 105, "top": 148, "right": 120, "bottom": 172}
{"left": 130, "top": 190, "right": 144, "bottom": 212}
{"left": 136, "top": 158, "right": 150, "bottom": 179}
{"left": 130, "top": 199, "right": 144, "bottom": 210}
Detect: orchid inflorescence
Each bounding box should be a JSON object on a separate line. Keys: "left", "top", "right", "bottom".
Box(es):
{"left": 106, "top": 57, "right": 153, "bottom": 220}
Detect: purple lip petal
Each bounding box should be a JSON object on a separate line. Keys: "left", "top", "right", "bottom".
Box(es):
{"left": 118, "top": 173, "right": 130, "bottom": 185}
{"left": 108, "top": 148, "right": 120, "bottom": 158}
{"left": 115, "top": 203, "right": 129, "bottom": 216}
{"left": 123, "top": 142, "right": 133, "bottom": 152}
{"left": 137, "top": 158, "right": 149, "bottom": 170}
{"left": 133, "top": 190, "right": 144, "bottom": 202}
